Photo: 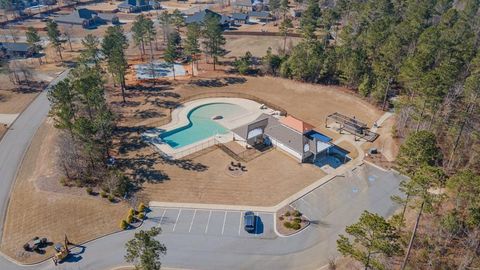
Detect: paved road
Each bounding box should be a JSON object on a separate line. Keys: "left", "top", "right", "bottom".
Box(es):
{"left": 0, "top": 70, "right": 69, "bottom": 241}
{"left": 0, "top": 163, "right": 404, "bottom": 270}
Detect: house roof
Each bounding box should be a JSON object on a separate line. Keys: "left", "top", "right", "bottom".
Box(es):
{"left": 233, "top": 0, "right": 253, "bottom": 7}
{"left": 54, "top": 8, "right": 115, "bottom": 24}
{"left": 185, "top": 9, "right": 231, "bottom": 25}
{"left": 231, "top": 13, "right": 248, "bottom": 20}
{"left": 280, "top": 115, "right": 314, "bottom": 134}
{"left": 232, "top": 114, "right": 308, "bottom": 155}
{"left": 0, "top": 42, "right": 31, "bottom": 52}
{"left": 248, "top": 11, "right": 270, "bottom": 18}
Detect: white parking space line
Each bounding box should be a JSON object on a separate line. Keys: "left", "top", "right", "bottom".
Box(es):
{"left": 221, "top": 211, "right": 227, "bottom": 235}
{"left": 238, "top": 211, "right": 243, "bottom": 235}
{"left": 205, "top": 210, "right": 212, "bottom": 234}
{"left": 172, "top": 209, "right": 182, "bottom": 232}
{"left": 188, "top": 209, "right": 197, "bottom": 232}
{"left": 159, "top": 209, "right": 167, "bottom": 225}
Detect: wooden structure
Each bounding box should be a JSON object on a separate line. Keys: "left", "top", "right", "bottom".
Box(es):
{"left": 325, "top": 112, "right": 379, "bottom": 142}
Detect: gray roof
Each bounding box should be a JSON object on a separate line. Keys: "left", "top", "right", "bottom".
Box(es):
{"left": 248, "top": 11, "right": 270, "bottom": 18}
{"left": 185, "top": 9, "right": 231, "bottom": 25}
{"left": 232, "top": 114, "right": 307, "bottom": 155}
{"left": 0, "top": 42, "right": 30, "bottom": 52}
{"left": 233, "top": 0, "right": 253, "bottom": 6}
{"left": 231, "top": 13, "right": 248, "bottom": 20}
{"left": 54, "top": 8, "right": 116, "bottom": 24}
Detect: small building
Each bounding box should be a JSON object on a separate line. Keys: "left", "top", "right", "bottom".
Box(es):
{"left": 232, "top": 0, "right": 254, "bottom": 12}
{"left": 247, "top": 11, "right": 271, "bottom": 23}
{"left": 232, "top": 114, "right": 334, "bottom": 163}
{"left": 185, "top": 9, "right": 232, "bottom": 27}
{"left": 0, "top": 42, "right": 34, "bottom": 58}
{"left": 54, "top": 8, "right": 119, "bottom": 28}
{"left": 117, "top": 0, "right": 160, "bottom": 13}
{"left": 231, "top": 13, "right": 249, "bottom": 24}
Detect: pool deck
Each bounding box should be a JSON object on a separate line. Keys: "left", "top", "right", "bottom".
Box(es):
{"left": 143, "top": 98, "right": 282, "bottom": 159}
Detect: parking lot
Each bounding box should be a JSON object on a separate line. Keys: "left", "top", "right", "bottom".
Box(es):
{"left": 149, "top": 207, "right": 277, "bottom": 239}
{"left": 291, "top": 164, "right": 404, "bottom": 222}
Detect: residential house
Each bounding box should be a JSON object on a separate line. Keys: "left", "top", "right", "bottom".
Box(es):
{"left": 54, "top": 8, "right": 119, "bottom": 28}
{"left": 231, "top": 13, "right": 249, "bottom": 24}
{"left": 0, "top": 42, "right": 35, "bottom": 58}
{"left": 247, "top": 11, "right": 271, "bottom": 23}
{"left": 117, "top": 0, "right": 160, "bottom": 13}
{"left": 185, "top": 9, "right": 232, "bottom": 27}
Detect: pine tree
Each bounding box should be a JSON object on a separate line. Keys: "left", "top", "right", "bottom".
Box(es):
{"left": 202, "top": 15, "right": 226, "bottom": 70}
{"left": 183, "top": 23, "right": 201, "bottom": 76}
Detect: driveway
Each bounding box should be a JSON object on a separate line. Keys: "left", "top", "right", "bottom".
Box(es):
{"left": 0, "top": 163, "right": 403, "bottom": 270}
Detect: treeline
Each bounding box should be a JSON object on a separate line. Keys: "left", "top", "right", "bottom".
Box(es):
{"left": 279, "top": 0, "right": 480, "bottom": 268}
{"left": 264, "top": 0, "right": 480, "bottom": 171}
{"left": 48, "top": 27, "right": 131, "bottom": 197}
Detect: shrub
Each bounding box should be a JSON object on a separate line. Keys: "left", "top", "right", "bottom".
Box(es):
{"left": 138, "top": 202, "right": 146, "bottom": 213}
{"left": 283, "top": 221, "right": 292, "bottom": 228}
{"left": 60, "top": 177, "right": 68, "bottom": 186}
{"left": 86, "top": 187, "right": 93, "bottom": 195}
{"left": 108, "top": 194, "right": 115, "bottom": 202}
{"left": 294, "top": 217, "right": 302, "bottom": 223}
{"left": 293, "top": 210, "right": 302, "bottom": 217}
{"left": 279, "top": 216, "right": 284, "bottom": 221}
{"left": 120, "top": 220, "right": 128, "bottom": 230}
{"left": 101, "top": 186, "right": 110, "bottom": 193}
{"left": 100, "top": 191, "right": 107, "bottom": 198}
{"left": 285, "top": 211, "right": 291, "bottom": 217}
{"left": 128, "top": 208, "right": 136, "bottom": 216}
{"left": 291, "top": 222, "right": 301, "bottom": 230}
{"left": 126, "top": 214, "right": 134, "bottom": 224}
{"left": 137, "top": 213, "right": 145, "bottom": 220}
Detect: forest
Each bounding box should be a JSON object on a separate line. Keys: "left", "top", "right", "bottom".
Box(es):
{"left": 267, "top": 0, "right": 480, "bottom": 268}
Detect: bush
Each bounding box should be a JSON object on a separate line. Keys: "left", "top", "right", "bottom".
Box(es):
{"left": 86, "top": 187, "right": 93, "bottom": 195}
{"left": 101, "top": 186, "right": 110, "bottom": 193}
{"left": 126, "top": 214, "right": 134, "bottom": 224}
{"left": 60, "top": 177, "right": 68, "bottom": 186}
{"left": 138, "top": 202, "right": 146, "bottom": 213}
{"left": 279, "top": 216, "right": 284, "bottom": 221}
{"left": 128, "top": 208, "right": 136, "bottom": 216}
{"left": 294, "top": 217, "right": 302, "bottom": 223}
{"left": 100, "top": 191, "right": 107, "bottom": 198}
{"left": 293, "top": 210, "right": 302, "bottom": 217}
{"left": 137, "top": 213, "right": 145, "bottom": 220}
{"left": 291, "top": 222, "right": 301, "bottom": 230}
{"left": 285, "top": 211, "right": 291, "bottom": 217}
{"left": 120, "top": 220, "right": 128, "bottom": 230}
{"left": 108, "top": 194, "right": 115, "bottom": 202}
{"left": 283, "top": 221, "right": 292, "bottom": 228}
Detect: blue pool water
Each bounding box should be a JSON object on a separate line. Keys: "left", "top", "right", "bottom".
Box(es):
{"left": 313, "top": 146, "right": 351, "bottom": 169}
{"left": 160, "top": 103, "right": 246, "bottom": 149}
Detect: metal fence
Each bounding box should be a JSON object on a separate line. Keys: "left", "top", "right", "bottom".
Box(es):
{"left": 168, "top": 138, "right": 220, "bottom": 160}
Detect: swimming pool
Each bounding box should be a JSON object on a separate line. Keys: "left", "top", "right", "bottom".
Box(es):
{"left": 159, "top": 103, "right": 247, "bottom": 149}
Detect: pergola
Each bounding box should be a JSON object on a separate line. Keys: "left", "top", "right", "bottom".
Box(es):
{"left": 325, "top": 112, "right": 379, "bottom": 142}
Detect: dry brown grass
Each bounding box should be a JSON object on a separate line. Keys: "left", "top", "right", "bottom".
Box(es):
{"left": 0, "top": 120, "right": 129, "bottom": 264}
{"left": 139, "top": 147, "right": 326, "bottom": 206}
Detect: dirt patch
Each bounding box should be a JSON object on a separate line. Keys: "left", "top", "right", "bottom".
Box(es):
{"left": 0, "top": 119, "right": 129, "bottom": 264}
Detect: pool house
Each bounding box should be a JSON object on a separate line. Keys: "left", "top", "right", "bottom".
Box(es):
{"left": 232, "top": 114, "right": 334, "bottom": 163}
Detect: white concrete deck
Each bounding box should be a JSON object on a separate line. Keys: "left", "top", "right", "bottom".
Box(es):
{"left": 143, "top": 98, "right": 282, "bottom": 159}
{"left": 0, "top": 114, "right": 19, "bottom": 126}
